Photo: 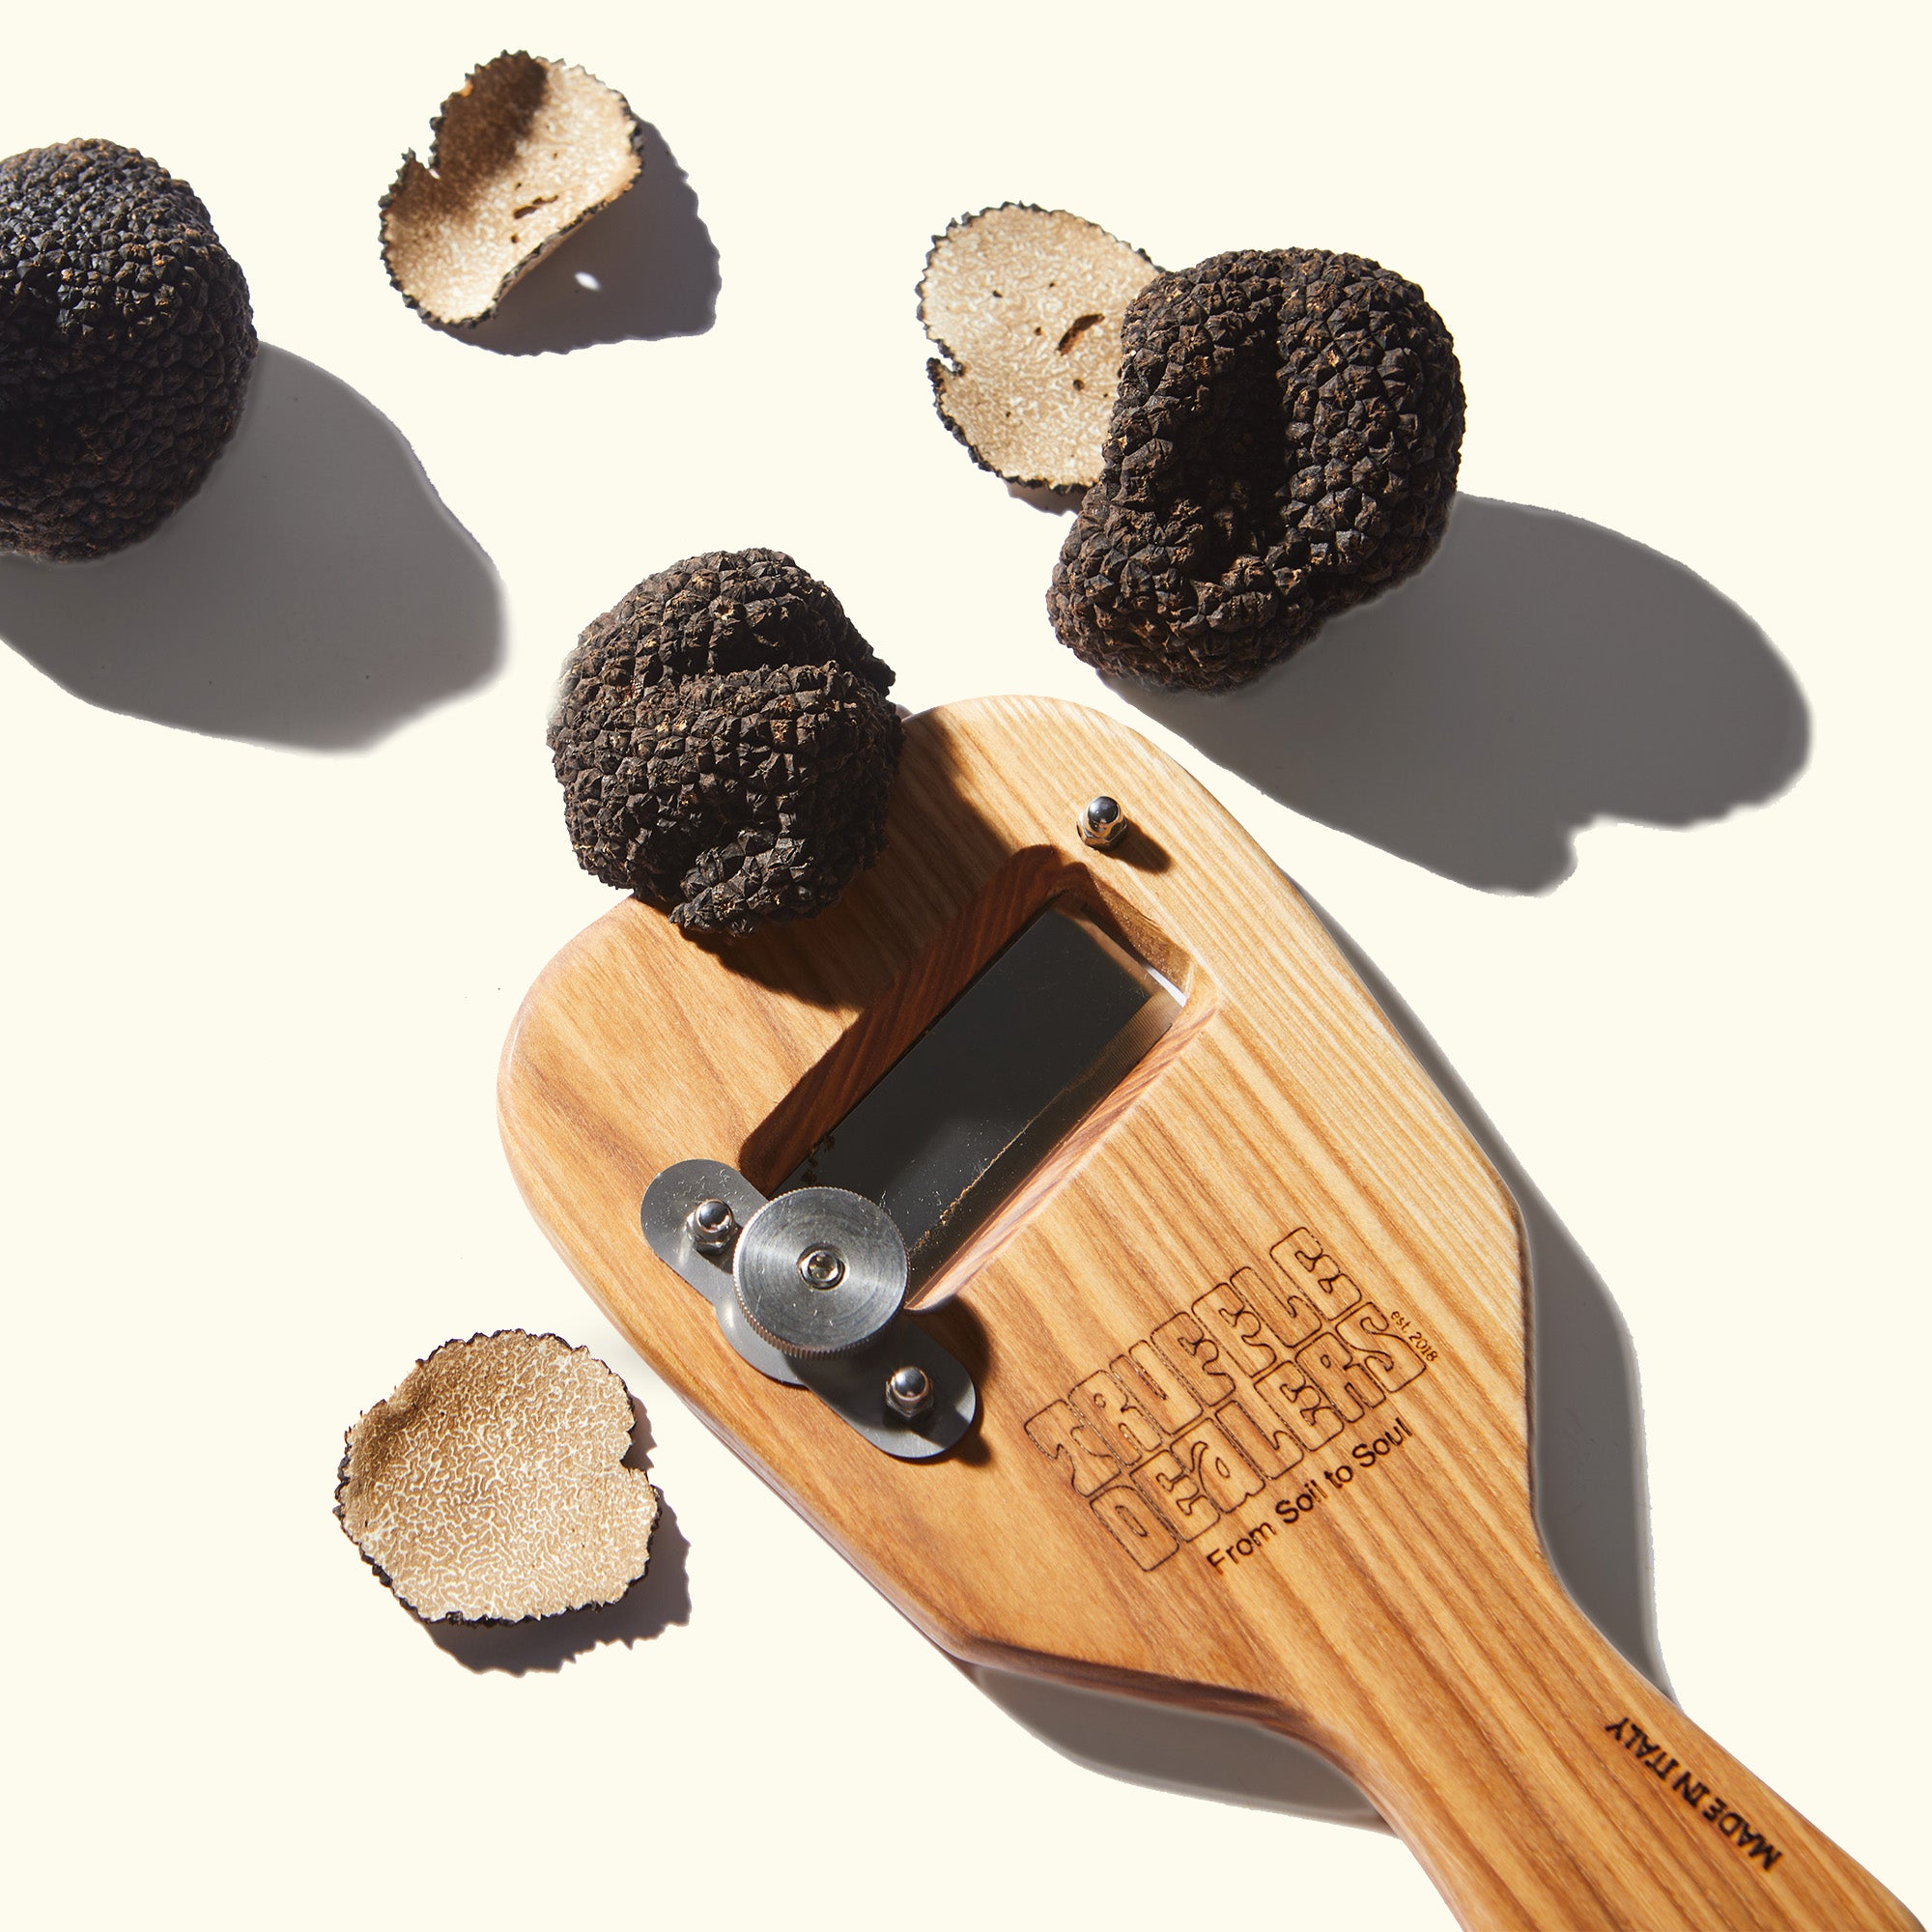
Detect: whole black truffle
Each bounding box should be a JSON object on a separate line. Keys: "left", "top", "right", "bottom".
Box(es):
{"left": 1048, "top": 248, "right": 1463, "bottom": 690}
{"left": 1, "top": 139, "right": 258, "bottom": 560}
{"left": 550, "top": 550, "right": 903, "bottom": 936}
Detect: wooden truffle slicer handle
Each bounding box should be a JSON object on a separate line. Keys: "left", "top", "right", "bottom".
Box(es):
{"left": 498, "top": 697, "right": 1918, "bottom": 1932}
{"left": 1238, "top": 1463, "right": 1915, "bottom": 1930}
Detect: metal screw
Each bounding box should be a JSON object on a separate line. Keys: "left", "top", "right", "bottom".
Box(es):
{"left": 885, "top": 1364, "right": 934, "bottom": 1420}
{"left": 798, "top": 1244, "right": 847, "bottom": 1291}
{"left": 1078, "top": 795, "right": 1127, "bottom": 849}
{"left": 687, "top": 1198, "right": 739, "bottom": 1256}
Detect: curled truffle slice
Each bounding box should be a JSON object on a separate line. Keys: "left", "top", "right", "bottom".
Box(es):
{"left": 550, "top": 548, "right": 903, "bottom": 937}
{"left": 921, "top": 205, "right": 1160, "bottom": 492}
{"left": 336, "top": 1331, "right": 659, "bottom": 1624}
{"left": 1049, "top": 247, "right": 1465, "bottom": 690}
{"left": 382, "top": 51, "right": 645, "bottom": 328}
{"left": 1, "top": 138, "right": 257, "bottom": 560}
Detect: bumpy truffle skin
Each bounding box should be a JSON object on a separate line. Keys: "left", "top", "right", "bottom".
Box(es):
{"left": 0, "top": 139, "right": 257, "bottom": 560}
{"left": 1048, "top": 248, "right": 1463, "bottom": 690}
{"left": 550, "top": 549, "right": 902, "bottom": 935}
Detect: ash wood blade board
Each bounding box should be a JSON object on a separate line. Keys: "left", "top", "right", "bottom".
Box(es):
{"left": 499, "top": 696, "right": 1918, "bottom": 1932}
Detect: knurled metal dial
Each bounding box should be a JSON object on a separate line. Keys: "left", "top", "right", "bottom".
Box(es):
{"left": 731, "top": 1187, "right": 909, "bottom": 1356}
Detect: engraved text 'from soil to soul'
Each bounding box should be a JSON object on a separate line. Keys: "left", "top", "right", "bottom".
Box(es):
{"left": 1024, "top": 1223, "right": 1433, "bottom": 1570}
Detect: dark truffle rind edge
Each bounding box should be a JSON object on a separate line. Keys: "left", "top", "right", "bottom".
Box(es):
{"left": 333, "top": 1328, "right": 659, "bottom": 1627}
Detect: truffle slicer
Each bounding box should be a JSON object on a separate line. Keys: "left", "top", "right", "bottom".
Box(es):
{"left": 500, "top": 697, "right": 1916, "bottom": 1932}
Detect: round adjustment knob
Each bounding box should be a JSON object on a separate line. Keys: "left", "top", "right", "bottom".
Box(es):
{"left": 732, "top": 1187, "right": 909, "bottom": 1356}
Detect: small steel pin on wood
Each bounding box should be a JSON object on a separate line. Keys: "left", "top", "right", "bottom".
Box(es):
{"left": 1078, "top": 795, "right": 1127, "bottom": 849}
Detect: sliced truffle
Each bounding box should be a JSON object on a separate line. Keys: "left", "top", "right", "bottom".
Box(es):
{"left": 1, "top": 138, "right": 257, "bottom": 561}
{"left": 549, "top": 548, "right": 903, "bottom": 936}
{"left": 336, "top": 1331, "right": 660, "bottom": 1624}
{"left": 382, "top": 52, "right": 645, "bottom": 328}
{"left": 1049, "top": 248, "right": 1464, "bottom": 689}
{"left": 920, "top": 205, "right": 1159, "bottom": 492}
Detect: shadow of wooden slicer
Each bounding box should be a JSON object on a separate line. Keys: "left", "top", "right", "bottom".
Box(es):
{"left": 497, "top": 697, "right": 1918, "bottom": 1932}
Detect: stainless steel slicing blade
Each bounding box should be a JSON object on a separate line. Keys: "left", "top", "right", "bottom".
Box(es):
{"left": 781, "top": 904, "right": 1181, "bottom": 1292}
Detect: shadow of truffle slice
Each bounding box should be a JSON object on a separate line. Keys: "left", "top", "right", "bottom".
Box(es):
{"left": 458, "top": 122, "right": 720, "bottom": 355}
{"left": 920, "top": 204, "right": 1159, "bottom": 493}
{"left": 382, "top": 51, "right": 646, "bottom": 329}
{"left": 336, "top": 1331, "right": 660, "bottom": 1624}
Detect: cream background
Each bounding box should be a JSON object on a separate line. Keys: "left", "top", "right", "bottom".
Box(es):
{"left": 1, "top": 4, "right": 1924, "bottom": 1926}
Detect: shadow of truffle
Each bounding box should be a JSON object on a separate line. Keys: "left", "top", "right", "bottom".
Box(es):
{"left": 425, "top": 1399, "right": 692, "bottom": 1675}
{"left": 966, "top": 896, "right": 1669, "bottom": 1825}
{"left": 0, "top": 345, "right": 503, "bottom": 749}
{"left": 461, "top": 124, "right": 720, "bottom": 355}
{"left": 1110, "top": 497, "right": 1808, "bottom": 891}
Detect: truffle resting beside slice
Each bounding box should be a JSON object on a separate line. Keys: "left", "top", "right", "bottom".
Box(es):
{"left": 1049, "top": 247, "right": 1465, "bottom": 690}
{"left": 550, "top": 548, "right": 903, "bottom": 936}
{"left": 382, "top": 51, "right": 645, "bottom": 328}
{"left": 1, "top": 138, "right": 257, "bottom": 560}
{"left": 920, "top": 204, "right": 1159, "bottom": 493}
{"left": 337, "top": 1330, "right": 660, "bottom": 1624}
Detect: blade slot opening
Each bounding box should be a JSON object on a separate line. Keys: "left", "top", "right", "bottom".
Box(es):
{"left": 737, "top": 857, "right": 1195, "bottom": 1300}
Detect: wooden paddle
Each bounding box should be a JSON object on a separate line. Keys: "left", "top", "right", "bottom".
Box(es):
{"left": 499, "top": 696, "right": 1917, "bottom": 1932}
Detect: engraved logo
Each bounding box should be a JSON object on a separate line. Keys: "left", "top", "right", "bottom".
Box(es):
{"left": 1024, "top": 1224, "right": 1431, "bottom": 1571}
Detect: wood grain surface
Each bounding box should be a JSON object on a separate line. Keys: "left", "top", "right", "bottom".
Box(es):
{"left": 499, "top": 697, "right": 1918, "bottom": 1932}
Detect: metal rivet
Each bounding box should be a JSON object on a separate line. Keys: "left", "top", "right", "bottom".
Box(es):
{"left": 886, "top": 1364, "right": 934, "bottom": 1420}
{"left": 798, "top": 1244, "right": 847, "bottom": 1291}
{"left": 1078, "top": 795, "right": 1127, "bottom": 849}
{"left": 687, "top": 1198, "right": 739, "bottom": 1256}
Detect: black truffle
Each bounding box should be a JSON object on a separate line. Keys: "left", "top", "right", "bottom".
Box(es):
{"left": 1048, "top": 248, "right": 1463, "bottom": 690}
{"left": 550, "top": 549, "right": 902, "bottom": 936}
{"left": 1, "top": 139, "right": 257, "bottom": 561}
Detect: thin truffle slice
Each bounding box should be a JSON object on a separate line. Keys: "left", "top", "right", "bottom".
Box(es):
{"left": 549, "top": 548, "right": 903, "bottom": 937}
{"left": 920, "top": 205, "right": 1159, "bottom": 492}
{"left": 336, "top": 1331, "right": 660, "bottom": 1624}
{"left": 1049, "top": 247, "right": 1465, "bottom": 689}
{"left": 382, "top": 52, "right": 645, "bottom": 328}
